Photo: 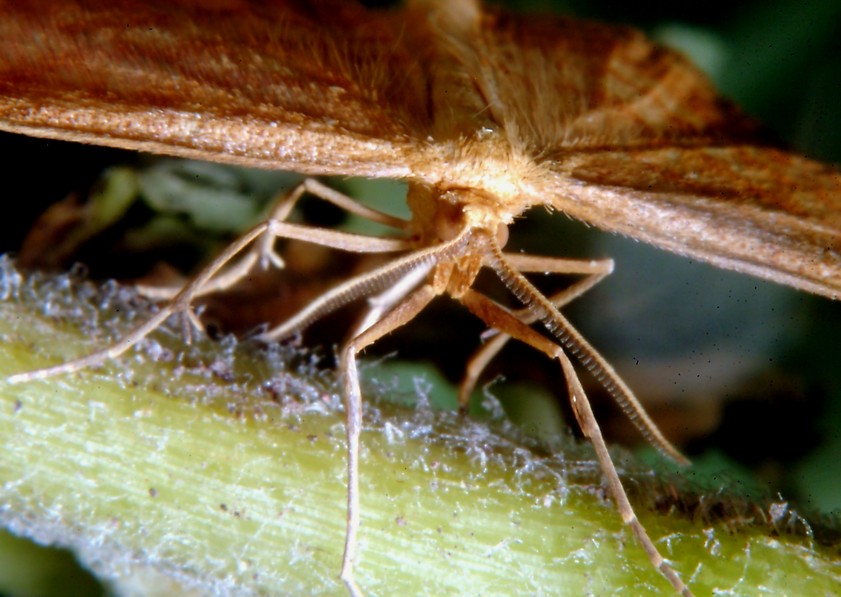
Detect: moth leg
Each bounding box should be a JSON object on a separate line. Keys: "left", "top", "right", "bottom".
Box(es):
{"left": 138, "top": 178, "right": 410, "bottom": 301}
{"left": 257, "top": 228, "right": 473, "bottom": 343}
{"left": 289, "top": 178, "right": 409, "bottom": 231}
{"left": 458, "top": 255, "right": 613, "bottom": 410}
{"left": 339, "top": 281, "right": 438, "bottom": 597}
{"left": 8, "top": 220, "right": 410, "bottom": 384}
{"left": 557, "top": 346, "right": 693, "bottom": 596}
{"left": 460, "top": 289, "right": 693, "bottom": 597}
{"left": 8, "top": 221, "right": 272, "bottom": 383}
{"left": 245, "top": 178, "right": 409, "bottom": 275}
{"left": 486, "top": 242, "right": 688, "bottom": 466}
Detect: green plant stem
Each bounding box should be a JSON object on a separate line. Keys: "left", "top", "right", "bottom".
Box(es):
{"left": 0, "top": 265, "right": 837, "bottom": 595}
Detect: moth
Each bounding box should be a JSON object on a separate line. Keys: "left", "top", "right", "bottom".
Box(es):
{"left": 1, "top": 0, "right": 840, "bottom": 595}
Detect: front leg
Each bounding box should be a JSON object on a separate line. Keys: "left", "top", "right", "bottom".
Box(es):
{"left": 338, "top": 282, "right": 437, "bottom": 596}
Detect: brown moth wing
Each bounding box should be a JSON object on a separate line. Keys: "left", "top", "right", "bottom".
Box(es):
{"left": 455, "top": 6, "right": 841, "bottom": 298}
{"left": 0, "top": 0, "right": 427, "bottom": 177}
{"left": 555, "top": 146, "right": 841, "bottom": 299}
{"left": 0, "top": 0, "right": 839, "bottom": 299}
{"left": 465, "top": 8, "right": 762, "bottom": 152}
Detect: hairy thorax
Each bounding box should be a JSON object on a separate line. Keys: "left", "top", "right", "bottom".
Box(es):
{"left": 406, "top": 132, "right": 555, "bottom": 252}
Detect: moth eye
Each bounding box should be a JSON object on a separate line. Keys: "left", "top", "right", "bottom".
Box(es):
{"left": 433, "top": 200, "right": 465, "bottom": 241}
